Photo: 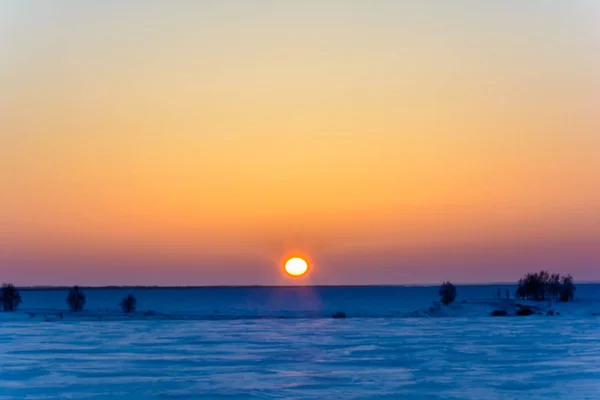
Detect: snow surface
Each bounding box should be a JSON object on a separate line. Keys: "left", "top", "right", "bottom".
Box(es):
{"left": 0, "top": 285, "right": 599, "bottom": 399}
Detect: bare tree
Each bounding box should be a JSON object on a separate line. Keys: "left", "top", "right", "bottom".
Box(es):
{"left": 439, "top": 281, "right": 457, "bottom": 306}
{"left": 120, "top": 295, "right": 137, "bottom": 313}
{"left": 67, "top": 286, "right": 86, "bottom": 312}
{"left": 1, "top": 283, "right": 22, "bottom": 311}
{"left": 560, "top": 275, "right": 575, "bottom": 302}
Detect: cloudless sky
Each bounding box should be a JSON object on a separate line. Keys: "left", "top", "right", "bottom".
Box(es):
{"left": 1, "top": 1, "right": 599, "bottom": 285}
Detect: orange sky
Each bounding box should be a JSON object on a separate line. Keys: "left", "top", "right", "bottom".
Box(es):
{"left": 1, "top": 1, "right": 599, "bottom": 285}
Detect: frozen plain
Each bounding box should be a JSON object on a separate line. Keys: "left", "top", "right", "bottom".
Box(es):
{"left": 1, "top": 285, "right": 599, "bottom": 399}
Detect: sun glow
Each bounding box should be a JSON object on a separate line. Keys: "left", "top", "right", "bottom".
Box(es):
{"left": 284, "top": 257, "right": 309, "bottom": 277}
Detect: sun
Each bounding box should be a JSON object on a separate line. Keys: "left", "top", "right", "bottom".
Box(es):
{"left": 284, "top": 257, "right": 308, "bottom": 277}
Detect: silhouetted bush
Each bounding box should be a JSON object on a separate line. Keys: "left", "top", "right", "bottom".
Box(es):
{"left": 67, "top": 286, "right": 86, "bottom": 312}
{"left": 439, "top": 281, "right": 457, "bottom": 306}
{"left": 491, "top": 310, "right": 508, "bottom": 316}
{"left": 516, "top": 271, "right": 575, "bottom": 302}
{"left": 332, "top": 311, "right": 346, "bottom": 319}
{"left": 120, "top": 295, "right": 137, "bottom": 313}
{"left": 1, "top": 283, "right": 22, "bottom": 311}
{"left": 516, "top": 307, "right": 534, "bottom": 316}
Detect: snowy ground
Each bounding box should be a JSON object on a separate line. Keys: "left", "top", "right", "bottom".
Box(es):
{"left": 1, "top": 317, "right": 599, "bottom": 399}
{"left": 1, "top": 286, "right": 599, "bottom": 399}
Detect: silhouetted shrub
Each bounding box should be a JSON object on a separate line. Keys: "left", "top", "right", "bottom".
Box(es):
{"left": 516, "top": 271, "right": 575, "bottom": 302}
{"left": 439, "top": 281, "right": 456, "bottom": 306}
{"left": 120, "top": 295, "right": 137, "bottom": 313}
{"left": 67, "top": 286, "right": 86, "bottom": 312}
{"left": 491, "top": 310, "right": 508, "bottom": 316}
{"left": 1, "top": 283, "right": 22, "bottom": 311}
{"left": 516, "top": 307, "right": 534, "bottom": 316}
{"left": 332, "top": 311, "right": 346, "bottom": 319}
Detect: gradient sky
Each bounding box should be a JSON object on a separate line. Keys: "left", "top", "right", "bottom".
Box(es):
{"left": 1, "top": 1, "right": 600, "bottom": 286}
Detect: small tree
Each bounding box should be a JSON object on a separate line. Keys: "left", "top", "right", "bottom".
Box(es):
{"left": 548, "top": 273, "right": 561, "bottom": 301}
{"left": 1, "top": 283, "right": 22, "bottom": 311}
{"left": 559, "top": 275, "right": 575, "bottom": 302}
{"left": 67, "top": 286, "right": 86, "bottom": 312}
{"left": 516, "top": 281, "right": 527, "bottom": 300}
{"left": 439, "top": 281, "right": 457, "bottom": 306}
{"left": 120, "top": 295, "right": 137, "bottom": 313}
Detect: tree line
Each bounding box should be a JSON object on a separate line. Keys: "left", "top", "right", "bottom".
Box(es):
{"left": 516, "top": 271, "right": 575, "bottom": 302}
{"left": 438, "top": 270, "right": 575, "bottom": 306}
{"left": 0, "top": 272, "right": 578, "bottom": 313}
{"left": 0, "top": 284, "right": 137, "bottom": 313}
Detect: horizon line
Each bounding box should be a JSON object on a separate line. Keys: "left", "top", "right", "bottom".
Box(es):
{"left": 15, "top": 281, "right": 600, "bottom": 290}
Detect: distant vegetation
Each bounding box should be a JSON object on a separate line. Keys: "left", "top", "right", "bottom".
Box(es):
{"left": 67, "top": 286, "right": 86, "bottom": 312}
{"left": 120, "top": 295, "right": 137, "bottom": 313}
{"left": 1, "top": 283, "right": 22, "bottom": 312}
{"left": 516, "top": 271, "right": 575, "bottom": 302}
{"left": 439, "top": 281, "right": 457, "bottom": 305}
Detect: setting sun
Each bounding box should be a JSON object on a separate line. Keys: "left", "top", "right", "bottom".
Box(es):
{"left": 284, "top": 257, "right": 309, "bottom": 277}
